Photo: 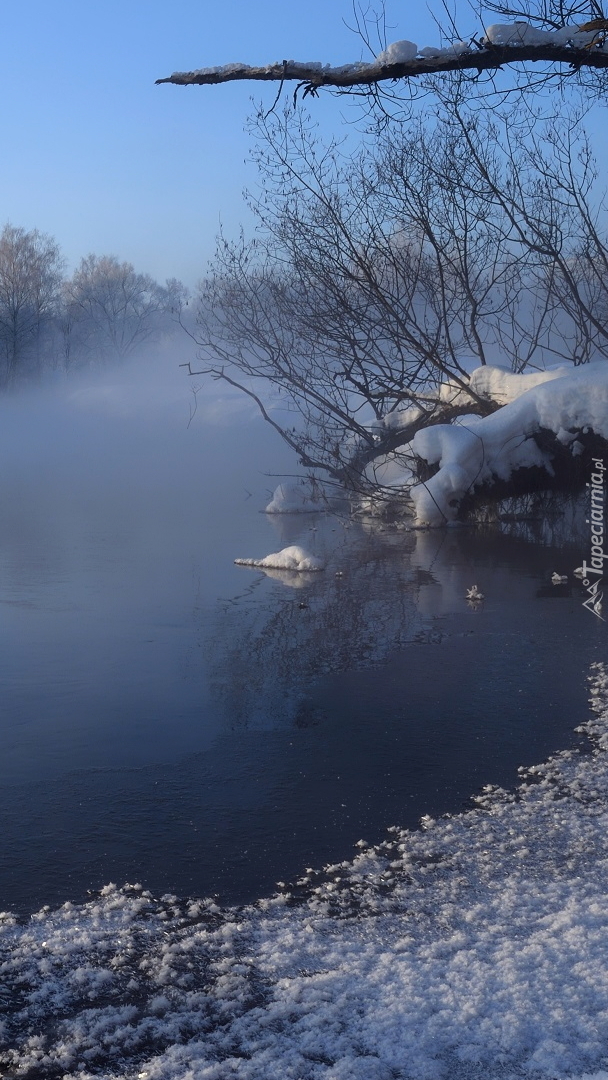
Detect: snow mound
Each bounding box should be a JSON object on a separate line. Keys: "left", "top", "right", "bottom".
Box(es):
{"left": 374, "top": 403, "right": 424, "bottom": 433}
{"left": 376, "top": 38, "right": 471, "bottom": 64}
{"left": 442, "top": 40, "right": 471, "bottom": 54}
{"left": 408, "top": 362, "right": 608, "bottom": 525}
{"left": 235, "top": 545, "right": 324, "bottom": 571}
{"left": 265, "top": 480, "right": 320, "bottom": 514}
{"left": 485, "top": 21, "right": 556, "bottom": 45}
{"left": 469, "top": 363, "right": 571, "bottom": 405}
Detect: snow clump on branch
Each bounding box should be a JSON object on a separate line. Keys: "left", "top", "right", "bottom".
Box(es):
{"left": 376, "top": 40, "right": 418, "bottom": 64}
{"left": 483, "top": 22, "right": 606, "bottom": 47}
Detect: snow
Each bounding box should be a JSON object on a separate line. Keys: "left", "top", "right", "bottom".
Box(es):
{"left": 374, "top": 403, "right": 424, "bottom": 433}
{"left": 4, "top": 665, "right": 608, "bottom": 1077}
{"left": 169, "top": 20, "right": 608, "bottom": 87}
{"left": 400, "top": 363, "right": 608, "bottom": 526}
{"left": 484, "top": 21, "right": 600, "bottom": 47}
{"left": 440, "top": 41, "right": 471, "bottom": 55}
{"left": 265, "top": 480, "right": 321, "bottom": 513}
{"left": 376, "top": 39, "right": 471, "bottom": 65}
{"left": 180, "top": 59, "right": 382, "bottom": 81}
{"left": 234, "top": 544, "right": 324, "bottom": 571}
{"left": 185, "top": 62, "right": 252, "bottom": 76}
{"left": 468, "top": 364, "right": 571, "bottom": 406}
{"left": 376, "top": 40, "right": 418, "bottom": 64}
{"left": 331, "top": 61, "right": 381, "bottom": 75}
{"left": 372, "top": 375, "right": 478, "bottom": 438}
{"left": 484, "top": 22, "right": 556, "bottom": 45}
{"left": 551, "top": 24, "right": 600, "bottom": 46}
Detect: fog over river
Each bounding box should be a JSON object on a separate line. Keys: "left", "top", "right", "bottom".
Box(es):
{"left": 0, "top": 356, "right": 601, "bottom": 915}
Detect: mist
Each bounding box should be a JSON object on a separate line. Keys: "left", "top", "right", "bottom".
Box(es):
{"left": 0, "top": 350, "right": 299, "bottom": 785}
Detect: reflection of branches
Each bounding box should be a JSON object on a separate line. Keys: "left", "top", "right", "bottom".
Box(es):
{"left": 203, "top": 506, "right": 591, "bottom": 730}
{"left": 217, "top": 572, "right": 267, "bottom": 609}
{"left": 185, "top": 383, "right": 201, "bottom": 429}
{"left": 470, "top": 489, "right": 588, "bottom": 545}
{"left": 206, "top": 526, "right": 441, "bottom": 729}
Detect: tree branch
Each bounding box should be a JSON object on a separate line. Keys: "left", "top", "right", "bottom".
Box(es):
{"left": 156, "top": 42, "right": 608, "bottom": 90}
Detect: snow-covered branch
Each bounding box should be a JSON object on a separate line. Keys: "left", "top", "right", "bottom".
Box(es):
{"left": 156, "top": 23, "right": 608, "bottom": 90}
{"left": 402, "top": 363, "right": 608, "bottom": 525}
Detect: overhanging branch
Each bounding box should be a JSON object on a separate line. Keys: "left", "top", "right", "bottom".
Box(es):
{"left": 156, "top": 42, "right": 608, "bottom": 90}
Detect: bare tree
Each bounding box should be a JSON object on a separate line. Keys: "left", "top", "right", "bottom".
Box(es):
{"left": 0, "top": 225, "right": 64, "bottom": 386}
{"left": 483, "top": 0, "right": 605, "bottom": 28}
{"left": 65, "top": 255, "right": 184, "bottom": 363}
{"left": 434, "top": 91, "right": 608, "bottom": 359}
{"left": 188, "top": 100, "right": 607, "bottom": 495}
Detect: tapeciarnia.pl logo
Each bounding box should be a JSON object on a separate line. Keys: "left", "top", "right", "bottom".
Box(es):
{"left": 580, "top": 458, "right": 605, "bottom": 620}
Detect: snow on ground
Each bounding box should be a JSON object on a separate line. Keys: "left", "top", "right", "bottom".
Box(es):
{"left": 4, "top": 665, "right": 608, "bottom": 1078}
{"left": 395, "top": 363, "right": 608, "bottom": 525}
{"left": 235, "top": 544, "right": 324, "bottom": 571}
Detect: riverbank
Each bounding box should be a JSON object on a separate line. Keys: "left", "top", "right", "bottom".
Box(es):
{"left": 3, "top": 665, "right": 608, "bottom": 1078}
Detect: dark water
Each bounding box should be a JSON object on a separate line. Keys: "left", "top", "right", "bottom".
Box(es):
{"left": 0, "top": 367, "right": 603, "bottom": 914}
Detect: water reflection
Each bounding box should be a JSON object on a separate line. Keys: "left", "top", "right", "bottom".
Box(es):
{"left": 212, "top": 519, "right": 434, "bottom": 729}
{"left": 161, "top": 511, "right": 600, "bottom": 911}
{"left": 209, "top": 515, "right": 594, "bottom": 736}
{"left": 0, "top": 373, "right": 601, "bottom": 914}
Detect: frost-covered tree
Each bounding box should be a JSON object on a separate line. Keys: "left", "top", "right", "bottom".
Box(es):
{"left": 0, "top": 225, "right": 64, "bottom": 386}
{"left": 189, "top": 101, "right": 608, "bottom": 495}
{"left": 169, "top": 1, "right": 608, "bottom": 519}
{"left": 65, "top": 255, "right": 184, "bottom": 363}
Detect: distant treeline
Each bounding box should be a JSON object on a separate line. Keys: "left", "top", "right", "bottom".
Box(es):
{"left": 0, "top": 224, "right": 187, "bottom": 387}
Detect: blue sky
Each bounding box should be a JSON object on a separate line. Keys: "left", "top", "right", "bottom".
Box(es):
{"left": 2, "top": 2, "right": 603, "bottom": 289}
{"left": 0, "top": 1, "right": 453, "bottom": 287}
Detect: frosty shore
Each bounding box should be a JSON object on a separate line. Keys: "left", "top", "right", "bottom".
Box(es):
{"left": 3, "top": 665, "right": 608, "bottom": 1079}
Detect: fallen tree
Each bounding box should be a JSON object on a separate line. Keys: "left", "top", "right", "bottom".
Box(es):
{"left": 371, "top": 363, "right": 608, "bottom": 525}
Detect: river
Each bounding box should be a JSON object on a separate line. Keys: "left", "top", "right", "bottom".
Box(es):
{"left": 0, "top": 359, "right": 601, "bottom": 914}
